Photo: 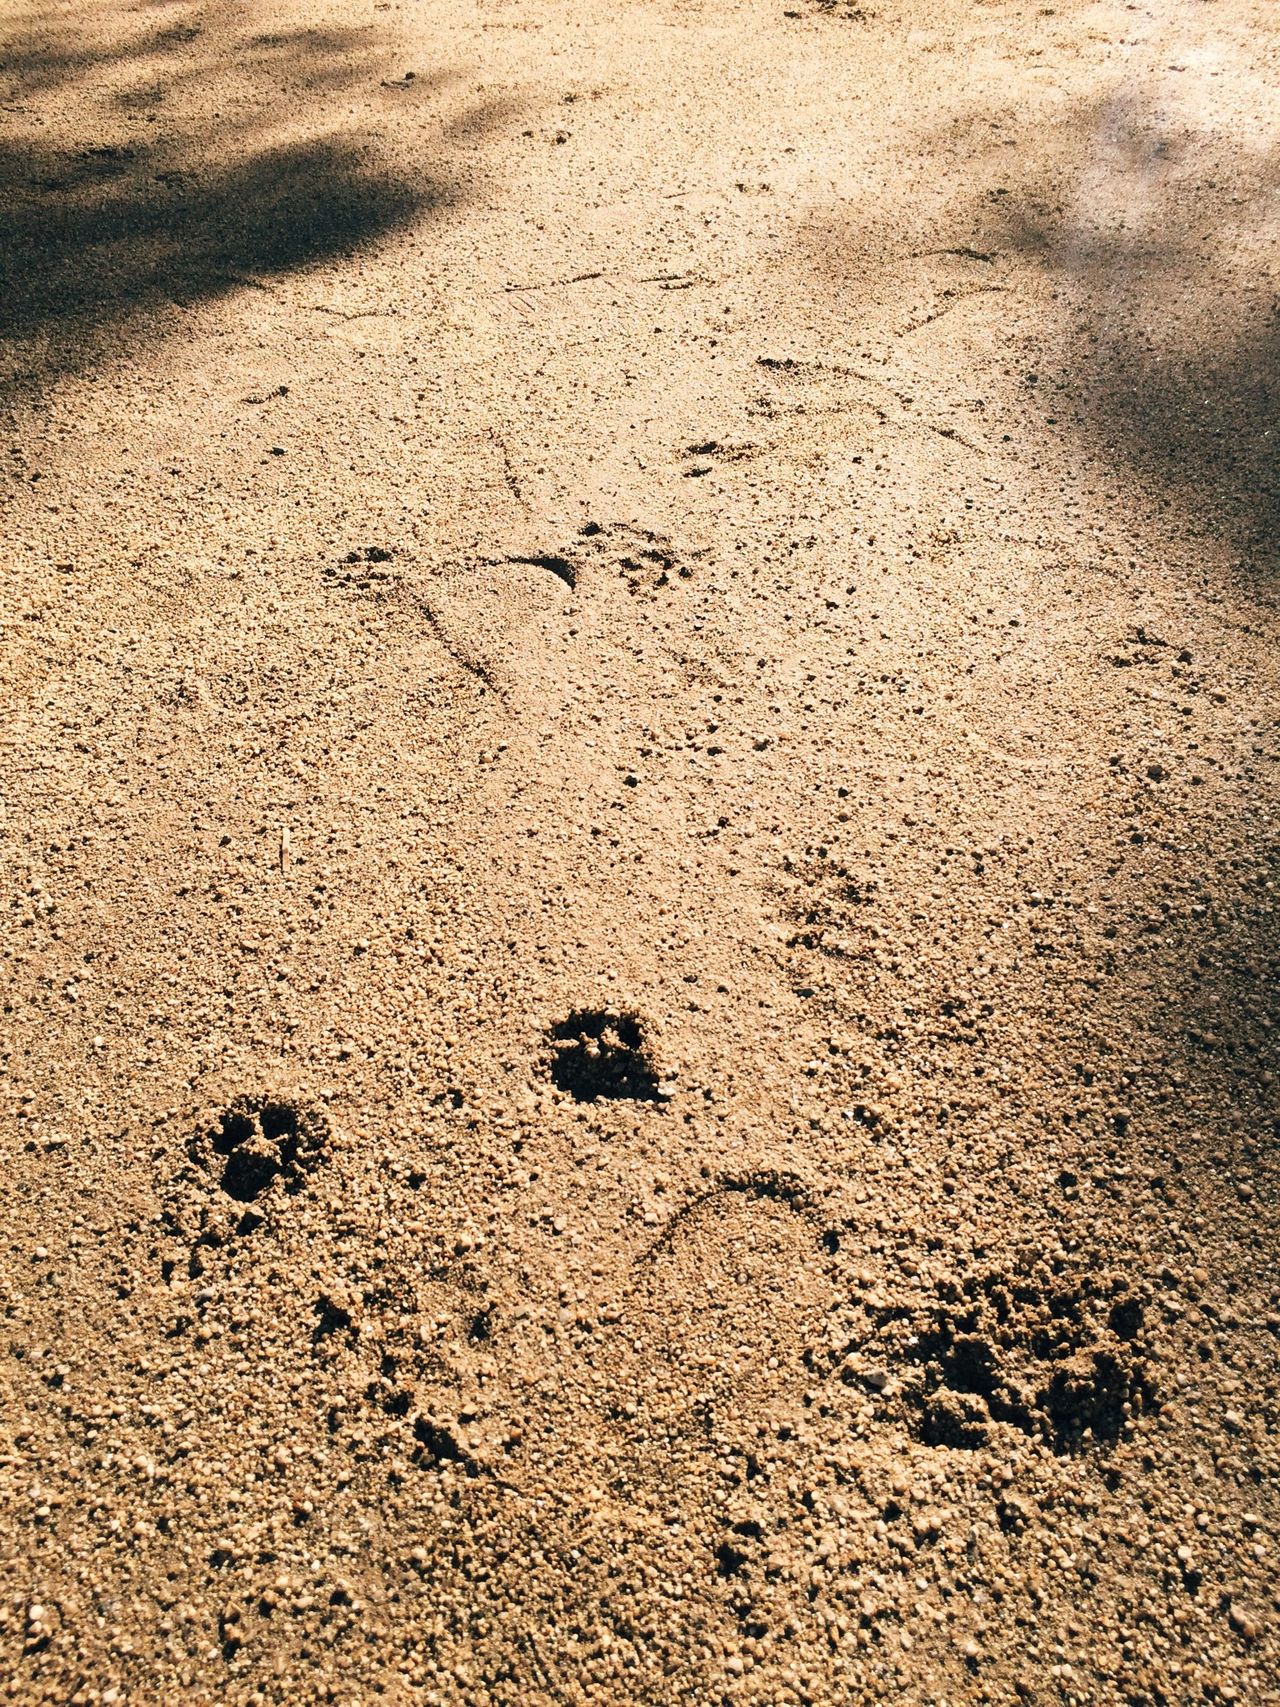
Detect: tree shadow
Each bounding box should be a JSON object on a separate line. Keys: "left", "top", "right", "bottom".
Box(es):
{"left": 986, "top": 91, "right": 1280, "bottom": 572}
{"left": 0, "top": 5, "right": 504, "bottom": 395}
{"left": 976, "top": 95, "right": 1280, "bottom": 1177}
{"left": 791, "top": 79, "right": 1278, "bottom": 1240}
{"left": 797, "top": 84, "right": 1279, "bottom": 574}
{"left": 0, "top": 134, "right": 432, "bottom": 334}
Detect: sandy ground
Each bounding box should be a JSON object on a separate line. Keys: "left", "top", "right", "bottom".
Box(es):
{"left": 2, "top": 0, "right": 1279, "bottom": 1702}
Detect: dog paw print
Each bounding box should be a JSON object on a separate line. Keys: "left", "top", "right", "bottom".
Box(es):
{"left": 548, "top": 1009, "right": 673, "bottom": 1104}
{"left": 195, "top": 1097, "right": 328, "bottom": 1203}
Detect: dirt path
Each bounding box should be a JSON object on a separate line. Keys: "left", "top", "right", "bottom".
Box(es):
{"left": 2, "top": 1, "right": 1278, "bottom": 1702}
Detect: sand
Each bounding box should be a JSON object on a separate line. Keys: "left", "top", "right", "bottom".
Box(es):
{"left": 1, "top": 0, "right": 1278, "bottom": 1701}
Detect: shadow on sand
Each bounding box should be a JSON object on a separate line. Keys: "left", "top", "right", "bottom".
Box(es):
{"left": 0, "top": 6, "right": 506, "bottom": 393}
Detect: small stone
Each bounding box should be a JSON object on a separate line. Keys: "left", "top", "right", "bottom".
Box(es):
{"left": 1228, "top": 1603, "right": 1259, "bottom": 1640}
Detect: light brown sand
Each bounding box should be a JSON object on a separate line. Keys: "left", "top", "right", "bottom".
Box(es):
{"left": 2, "top": 0, "right": 1278, "bottom": 1702}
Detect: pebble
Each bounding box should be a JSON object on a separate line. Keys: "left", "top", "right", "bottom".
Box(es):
{"left": 1228, "top": 1604, "right": 1259, "bottom": 1640}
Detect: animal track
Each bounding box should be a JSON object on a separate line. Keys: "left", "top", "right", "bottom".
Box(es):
{"left": 323, "top": 544, "right": 400, "bottom": 595}
{"left": 847, "top": 1262, "right": 1158, "bottom": 1453}
{"left": 776, "top": 849, "right": 881, "bottom": 959}
{"left": 504, "top": 552, "right": 577, "bottom": 590}
{"left": 414, "top": 518, "right": 715, "bottom": 725}
{"left": 194, "top": 1096, "right": 329, "bottom": 1204}
{"left": 682, "top": 439, "right": 758, "bottom": 478}
{"left": 785, "top": 1, "right": 875, "bottom": 18}
{"left": 639, "top": 1169, "right": 817, "bottom": 1263}
{"left": 421, "top": 523, "right": 703, "bottom": 699}
{"left": 595, "top": 1166, "right": 836, "bottom": 1450}
{"left": 420, "top": 549, "right": 581, "bottom": 701}
{"left": 548, "top": 1009, "right": 669, "bottom": 1103}
{"left": 608, "top": 533, "right": 695, "bottom": 597}
{"left": 573, "top": 520, "right": 704, "bottom": 597}
{"left": 160, "top": 1097, "right": 332, "bottom": 1276}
